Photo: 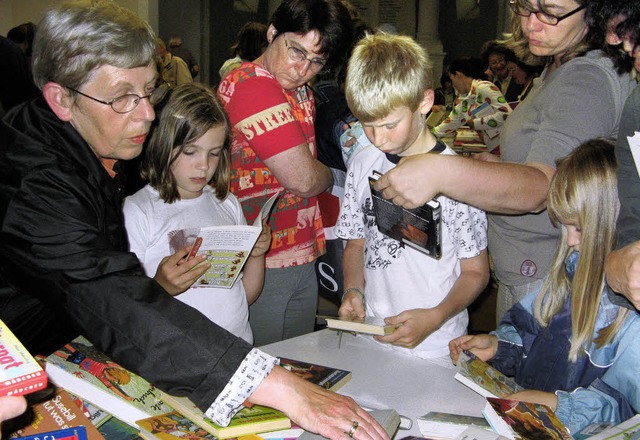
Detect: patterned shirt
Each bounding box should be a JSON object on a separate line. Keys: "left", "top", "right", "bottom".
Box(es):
{"left": 218, "top": 62, "right": 325, "bottom": 268}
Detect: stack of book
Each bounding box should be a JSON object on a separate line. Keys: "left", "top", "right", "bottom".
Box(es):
{"left": 31, "top": 335, "right": 363, "bottom": 440}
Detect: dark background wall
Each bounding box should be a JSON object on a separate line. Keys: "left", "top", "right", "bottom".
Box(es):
{"left": 158, "top": 0, "right": 505, "bottom": 87}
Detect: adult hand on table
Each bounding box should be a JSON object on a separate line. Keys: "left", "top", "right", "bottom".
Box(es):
{"left": 249, "top": 366, "right": 389, "bottom": 440}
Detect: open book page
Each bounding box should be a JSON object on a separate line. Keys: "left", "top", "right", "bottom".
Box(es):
{"left": 628, "top": 132, "right": 640, "bottom": 179}
{"left": 171, "top": 191, "right": 281, "bottom": 289}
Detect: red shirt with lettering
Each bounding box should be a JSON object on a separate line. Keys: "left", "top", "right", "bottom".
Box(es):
{"left": 217, "top": 62, "right": 326, "bottom": 268}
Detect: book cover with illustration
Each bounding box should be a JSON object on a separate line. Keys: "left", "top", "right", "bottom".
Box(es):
{"left": 4, "top": 388, "right": 104, "bottom": 439}
{"left": 44, "top": 336, "right": 174, "bottom": 428}
{"left": 455, "top": 350, "right": 523, "bottom": 399}
{"left": 482, "top": 397, "right": 571, "bottom": 440}
{"left": 369, "top": 171, "right": 441, "bottom": 259}
{"left": 158, "top": 392, "right": 290, "bottom": 440}
{"left": 136, "top": 410, "right": 217, "bottom": 439}
{"left": 278, "top": 358, "right": 351, "bottom": 392}
{"left": 0, "top": 319, "right": 47, "bottom": 397}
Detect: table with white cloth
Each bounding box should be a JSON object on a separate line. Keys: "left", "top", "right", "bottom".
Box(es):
{"left": 260, "top": 329, "right": 486, "bottom": 437}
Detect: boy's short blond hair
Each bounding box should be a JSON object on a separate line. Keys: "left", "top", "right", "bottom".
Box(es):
{"left": 345, "top": 33, "right": 433, "bottom": 122}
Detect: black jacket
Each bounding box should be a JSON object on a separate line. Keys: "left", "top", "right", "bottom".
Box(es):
{"left": 0, "top": 97, "right": 252, "bottom": 411}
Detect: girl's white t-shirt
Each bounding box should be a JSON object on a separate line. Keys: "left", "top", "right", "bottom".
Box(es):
{"left": 123, "top": 185, "right": 253, "bottom": 343}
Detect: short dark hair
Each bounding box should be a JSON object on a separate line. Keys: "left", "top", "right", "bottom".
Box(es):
{"left": 270, "top": 0, "right": 354, "bottom": 69}
{"left": 586, "top": 0, "right": 639, "bottom": 72}
{"left": 448, "top": 57, "right": 487, "bottom": 81}
{"left": 231, "top": 21, "right": 268, "bottom": 61}
{"left": 480, "top": 40, "right": 517, "bottom": 68}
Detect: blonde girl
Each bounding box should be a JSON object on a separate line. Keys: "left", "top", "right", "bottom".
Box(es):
{"left": 450, "top": 139, "right": 640, "bottom": 434}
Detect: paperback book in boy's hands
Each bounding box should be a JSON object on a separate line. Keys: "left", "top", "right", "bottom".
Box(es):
{"left": 369, "top": 171, "right": 441, "bottom": 259}
{"left": 278, "top": 358, "right": 352, "bottom": 392}
{"left": 482, "top": 397, "right": 571, "bottom": 440}
{"left": 454, "top": 350, "right": 522, "bottom": 399}
{"left": 323, "top": 316, "right": 397, "bottom": 336}
{"left": 417, "top": 411, "right": 492, "bottom": 439}
{"left": 0, "top": 319, "right": 48, "bottom": 397}
{"left": 174, "top": 190, "right": 281, "bottom": 289}
{"left": 44, "top": 336, "right": 174, "bottom": 429}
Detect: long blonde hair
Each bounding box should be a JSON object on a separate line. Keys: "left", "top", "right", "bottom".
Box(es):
{"left": 534, "top": 138, "right": 630, "bottom": 362}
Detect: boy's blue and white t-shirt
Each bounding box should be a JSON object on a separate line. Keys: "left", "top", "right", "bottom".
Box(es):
{"left": 335, "top": 140, "right": 488, "bottom": 359}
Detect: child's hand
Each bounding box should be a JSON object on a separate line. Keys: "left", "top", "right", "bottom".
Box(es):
{"left": 449, "top": 334, "right": 498, "bottom": 364}
{"left": 251, "top": 223, "right": 272, "bottom": 257}
{"left": 154, "top": 245, "right": 210, "bottom": 295}
{"left": 375, "top": 308, "right": 445, "bottom": 348}
{"left": 338, "top": 290, "right": 365, "bottom": 319}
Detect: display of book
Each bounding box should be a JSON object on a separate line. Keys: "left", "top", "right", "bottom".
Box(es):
{"left": 323, "top": 316, "right": 397, "bottom": 336}
{"left": 454, "top": 350, "right": 522, "bottom": 399}
{"left": 4, "top": 388, "right": 104, "bottom": 439}
{"left": 278, "top": 358, "right": 352, "bottom": 392}
{"left": 369, "top": 171, "right": 442, "bottom": 259}
{"left": 44, "top": 336, "right": 174, "bottom": 428}
{"left": 173, "top": 190, "right": 281, "bottom": 288}
{"left": 482, "top": 397, "right": 571, "bottom": 440}
{"left": 70, "top": 393, "right": 141, "bottom": 440}
{"left": 417, "top": 411, "right": 492, "bottom": 439}
{"left": 158, "top": 392, "right": 290, "bottom": 440}
{"left": 0, "top": 319, "right": 48, "bottom": 397}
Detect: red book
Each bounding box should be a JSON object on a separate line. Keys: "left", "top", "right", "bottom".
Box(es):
{"left": 0, "top": 319, "right": 47, "bottom": 396}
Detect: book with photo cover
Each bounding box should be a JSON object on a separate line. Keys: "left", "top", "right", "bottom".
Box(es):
{"left": 278, "top": 358, "right": 351, "bottom": 392}
{"left": 0, "top": 319, "right": 48, "bottom": 397}
{"left": 482, "top": 397, "right": 571, "bottom": 440}
{"left": 171, "top": 190, "right": 281, "bottom": 289}
{"left": 323, "top": 316, "right": 397, "bottom": 336}
{"left": 369, "top": 171, "right": 441, "bottom": 259}
{"left": 454, "top": 350, "right": 523, "bottom": 399}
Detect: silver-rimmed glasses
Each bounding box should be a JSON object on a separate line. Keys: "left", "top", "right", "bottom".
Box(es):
{"left": 67, "top": 81, "right": 170, "bottom": 114}
{"left": 284, "top": 38, "right": 327, "bottom": 71}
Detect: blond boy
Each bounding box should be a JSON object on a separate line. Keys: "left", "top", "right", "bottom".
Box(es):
{"left": 336, "top": 34, "right": 489, "bottom": 360}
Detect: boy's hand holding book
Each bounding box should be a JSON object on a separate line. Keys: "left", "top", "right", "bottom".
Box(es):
{"left": 375, "top": 308, "right": 441, "bottom": 348}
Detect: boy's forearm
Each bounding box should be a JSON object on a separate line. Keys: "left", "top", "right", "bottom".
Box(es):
{"left": 342, "top": 239, "right": 366, "bottom": 293}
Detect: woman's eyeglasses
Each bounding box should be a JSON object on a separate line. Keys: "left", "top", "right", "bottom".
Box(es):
{"left": 67, "top": 81, "right": 171, "bottom": 114}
